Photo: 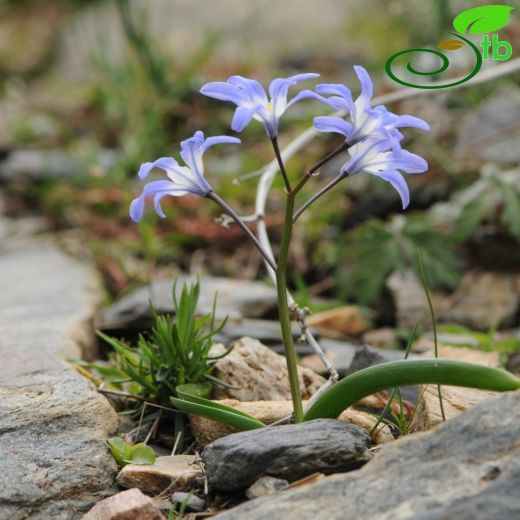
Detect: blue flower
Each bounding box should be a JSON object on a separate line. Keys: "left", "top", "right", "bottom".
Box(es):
{"left": 313, "top": 66, "right": 430, "bottom": 145}
{"left": 341, "top": 131, "right": 428, "bottom": 209}
{"left": 130, "top": 131, "right": 240, "bottom": 222}
{"left": 200, "top": 73, "right": 323, "bottom": 138}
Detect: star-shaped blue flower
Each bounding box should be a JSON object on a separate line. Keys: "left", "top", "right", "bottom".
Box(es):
{"left": 313, "top": 66, "right": 430, "bottom": 145}
{"left": 130, "top": 131, "right": 240, "bottom": 222}
{"left": 341, "top": 131, "right": 428, "bottom": 209}
{"left": 200, "top": 73, "right": 324, "bottom": 138}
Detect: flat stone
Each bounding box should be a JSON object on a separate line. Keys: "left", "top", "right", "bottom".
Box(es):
{"left": 386, "top": 270, "right": 431, "bottom": 329}
{"left": 246, "top": 477, "right": 288, "bottom": 500}
{"left": 202, "top": 419, "right": 371, "bottom": 492}
{"left": 99, "top": 276, "right": 278, "bottom": 329}
{"left": 411, "top": 343, "right": 500, "bottom": 432}
{"left": 305, "top": 306, "right": 367, "bottom": 338}
{"left": 300, "top": 338, "right": 358, "bottom": 374}
{"left": 0, "top": 241, "right": 119, "bottom": 519}
{"left": 189, "top": 399, "right": 393, "bottom": 447}
{"left": 362, "top": 327, "right": 396, "bottom": 348}
{"left": 117, "top": 455, "right": 203, "bottom": 495}
{"left": 214, "top": 319, "right": 307, "bottom": 347}
{"left": 214, "top": 390, "right": 520, "bottom": 519}
{"left": 210, "top": 337, "right": 325, "bottom": 401}
{"left": 437, "top": 271, "right": 520, "bottom": 330}
{"left": 83, "top": 488, "right": 165, "bottom": 520}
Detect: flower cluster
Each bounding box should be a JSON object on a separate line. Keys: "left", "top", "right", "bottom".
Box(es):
{"left": 310, "top": 65, "right": 429, "bottom": 209}
{"left": 130, "top": 66, "right": 429, "bottom": 220}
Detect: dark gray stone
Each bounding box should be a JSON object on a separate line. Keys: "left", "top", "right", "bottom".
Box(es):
{"left": 214, "top": 319, "right": 308, "bottom": 347}
{"left": 344, "top": 344, "right": 405, "bottom": 376}
{"left": 344, "top": 345, "right": 420, "bottom": 419}
{"left": 0, "top": 241, "right": 119, "bottom": 519}
{"left": 213, "top": 390, "right": 520, "bottom": 519}
{"left": 99, "top": 276, "right": 278, "bottom": 329}
{"left": 202, "top": 419, "right": 371, "bottom": 492}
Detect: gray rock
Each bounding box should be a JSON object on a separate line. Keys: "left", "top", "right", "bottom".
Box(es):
{"left": 99, "top": 276, "right": 278, "bottom": 329}
{"left": 210, "top": 337, "right": 325, "bottom": 402}
{"left": 437, "top": 271, "right": 520, "bottom": 331}
{"left": 456, "top": 86, "right": 520, "bottom": 163}
{"left": 386, "top": 270, "right": 430, "bottom": 329}
{"left": 170, "top": 492, "right": 205, "bottom": 513}
{"left": 245, "top": 477, "right": 288, "bottom": 500}
{"left": 213, "top": 390, "right": 520, "bottom": 519}
{"left": 0, "top": 241, "right": 119, "bottom": 519}
{"left": 0, "top": 149, "right": 118, "bottom": 180}
{"left": 202, "top": 419, "right": 371, "bottom": 492}
{"left": 214, "top": 319, "right": 307, "bottom": 347}
{"left": 344, "top": 344, "right": 407, "bottom": 375}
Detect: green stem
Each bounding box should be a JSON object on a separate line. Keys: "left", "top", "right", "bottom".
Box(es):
{"left": 276, "top": 192, "right": 304, "bottom": 423}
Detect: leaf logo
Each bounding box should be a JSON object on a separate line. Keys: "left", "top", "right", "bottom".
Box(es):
{"left": 437, "top": 39, "right": 466, "bottom": 51}
{"left": 453, "top": 5, "right": 514, "bottom": 35}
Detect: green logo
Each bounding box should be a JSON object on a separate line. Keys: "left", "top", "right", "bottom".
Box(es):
{"left": 385, "top": 5, "right": 514, "bottom": 89}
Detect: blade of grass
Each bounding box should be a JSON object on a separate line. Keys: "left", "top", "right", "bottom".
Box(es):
{"left": 417, "top": 248, "right": 446, "bottom": 421}
{"left": 370, "top": 320, "right": 419, "bottom": 437}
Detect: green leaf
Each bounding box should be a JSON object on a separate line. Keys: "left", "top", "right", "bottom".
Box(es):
{"left": 303, "top": 359, "right": 520, "bottom": 421}
{"left": 171, "top": 396, "right": 266, "bottom": 430}
{"left": 106, "top": 437, "right": 156, "bottom": 467}
{"left": 124, "top": 443, "right": 156, "bottom": 465}
{"left": 106, "top": 437, "right": 129, "bottom": 466}
{"left": 176, "top": 382, "right": 213, "bottom": 399}
{"left": 453, "top": 5, "right": 514, "bottom": 35}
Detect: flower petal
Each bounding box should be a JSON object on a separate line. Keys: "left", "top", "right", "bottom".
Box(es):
{"left": 354, "top": 65, "right": 374, "bottom": 101}
{"left": 390, "top": 114, "right": 431, "bottom": 132}
{"left": 268, "top": 73, "right": 319, "bottom": 105}
{"left": 286, "top": 89, "right": 336, "bottom": 110}
{"left": 200, "top": 135, "right": 241, "bottom": 154}
{"left": 228, "top": 76, "right": 268, "bottom": 104}
{"left": 180, "top": 131, "right": 205, "bottom": 178}
{"left": 376, "top": 169, "right": 410, "bottom": 209}
{"left": 137, "top": 157, "right": 179, "bottom": 180}
{"left": 200, "top": 82, "right": 244, "bottom": 104}
{"left": 315, "top": 83, "right": 353, "bottom": 104}
{"left": 130, "top": 195, "right": 145, "bottom": 222}
{"left": 393, "top": 149, "right": 429, "bottom": 173}
{"left": 313, "top": 116, "right": 354, "bottom": 139}
{"left": 153, "top": 190, "right": 190, "bottom": 218}
{"left": 231, "top": 105, "right": 259, "bottom": 132}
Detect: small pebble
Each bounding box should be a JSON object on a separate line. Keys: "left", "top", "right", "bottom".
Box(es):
{"left": 170, "top": 492, "right": 205, "bottom": 512}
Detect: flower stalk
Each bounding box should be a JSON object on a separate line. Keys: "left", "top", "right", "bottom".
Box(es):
{"left": 276, "top": 190, "right": 304, "bottom": 423}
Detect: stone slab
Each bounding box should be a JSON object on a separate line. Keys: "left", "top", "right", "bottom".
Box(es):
{"left": 0, "top": 241, "right": 119, "bottom": 519}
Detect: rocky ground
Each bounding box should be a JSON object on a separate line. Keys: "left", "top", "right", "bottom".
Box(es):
{"left": 1, "top": 203, "right": 519, "bottom": 518}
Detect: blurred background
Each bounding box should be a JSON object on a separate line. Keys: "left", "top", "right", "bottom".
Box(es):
{"left": 0, "top": 0, "right": 519, "bottom": 349}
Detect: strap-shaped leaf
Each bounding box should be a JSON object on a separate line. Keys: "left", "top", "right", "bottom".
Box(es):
{"left": 304, "top": 359, "right": 520, "bottom": 421}
{"left": 171, "top": 397, "right": 266, "bottom": 430}
{"left": 173, "top": 391, "right": 264, "bottom": 422}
